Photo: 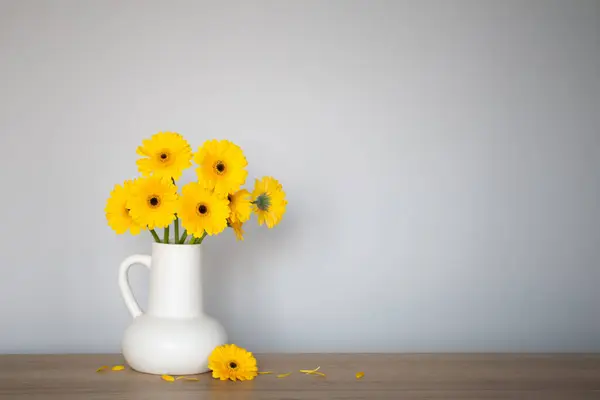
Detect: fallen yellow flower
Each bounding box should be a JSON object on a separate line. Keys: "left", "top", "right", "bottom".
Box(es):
{"left": 111, "top": 365, "right": 125, "bottom": 371}
{"left": 276, "top": 372, "right": 292, "bottom": 378}
{"left": 161, "top": 375, "right": 175, "bottom": 382}
{"left": 96, "top": 366, "right": 108, "bottom": 372}
{"left": 356, "top": 371, "right": 365, "bottom": 379}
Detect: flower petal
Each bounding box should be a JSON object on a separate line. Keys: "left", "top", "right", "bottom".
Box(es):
{"left": 161, "top": 375, "right": 175, "bottom": 382}
{"left": 111, "top": 365, "right": 125, "bottom": 371}
{"left": 276, "top": 372, "right": 292, "bottom": 378}
{"left": 175, "top": 376, "right": 198, "bottom": 381}
{"left": 299, "top": 366, "right": 320, "bottom": 374}
{"left": 257, "top": 371, "right": 273, "bottom": 375}
{"left": 356, "top": 371, "right": 365, "bottom": 379}
{"left": 96, "top": 366, "right": 108, "bottom": 372}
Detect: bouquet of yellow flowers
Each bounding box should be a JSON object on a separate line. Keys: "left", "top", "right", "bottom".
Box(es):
{"left": 105, "top": 132, "right": 287, "bottom": 243}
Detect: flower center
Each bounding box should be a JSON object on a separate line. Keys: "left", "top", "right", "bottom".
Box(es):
{"left": 148, "top": 196, "right": 161, "bottom": 208}
{"left": 229, "top": 361, "right": 238, "bottom": 369}
{"left": 197, "top": 204, "right": 208, "bottom": 215}
{"left": 255, "top": 193, "right": 271, "bottom": 211}
{"left": 158, "top": 150, "right": 171, "bottom": 163}
{"left": 213, "top": 160, "right": 226, "bottom": 175}
{"left": 228, "top": 194, "right": 232, "bottom": 202}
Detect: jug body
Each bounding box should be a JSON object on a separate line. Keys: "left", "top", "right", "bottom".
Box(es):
{"left": 118, "top": 243, "right": 226, "bottom": 375}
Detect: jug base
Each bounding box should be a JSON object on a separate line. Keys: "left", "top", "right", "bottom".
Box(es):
{"left": 122, "top": 314, "right": 227, "bottom": 375}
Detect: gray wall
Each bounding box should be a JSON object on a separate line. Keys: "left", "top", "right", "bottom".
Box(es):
{"left": 0, "top": 0, "right": 599, "bottom": 353}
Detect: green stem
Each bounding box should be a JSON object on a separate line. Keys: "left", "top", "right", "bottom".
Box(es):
{"left": 198, "top": 231, "right": 208, "bottom": 244}
{"left": 179, "top": 230, "right": 188, "bottom": 244}
{"left": 164, "top": 225, "right": 170, "bottom": 244}
{"left": 149, "top": 229, "right": 160, "bottom": 243}
{"left": 174, "top": 217, "right": 180, "bottom": 243}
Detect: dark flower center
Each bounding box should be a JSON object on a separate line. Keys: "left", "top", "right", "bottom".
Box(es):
{"left": 214, "top": 160, "right": 226, "bottom": 174}
{"left": 198, "top": 204, "right": 208, "bottom": 214}
{"left": 148, "top": 196, "right": 160, "bottom": 208}
{"left": 229, "top": 362, "right": 237, "bottom": 369}
{"left": 228, "top": 194, "right": 232, "bottom": 202}
{"left": 158, "top": 150, "right": 171, "bottom": 163}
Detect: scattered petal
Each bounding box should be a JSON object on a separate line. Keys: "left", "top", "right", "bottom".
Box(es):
{"left": 299, "top": 366, "right": 321, "bottom": 374}
{"left": 161, "top": 375, "right": 175, "bottom": 382}
{"left": 299, "top": 366, "right": 325, "bottom": 377}
{"left": 175, "top": 376, "right": 199, "bottom": 381}
{"left": 111, "top": 365, "right": 125, "bottom": 371}
{"left": 258, "top": 371, "right": 274, "bottom": 375}
{"left": 96, "top": 366, "right": 108, "bottom": 372}
{"left": 356, "top": 371, "right": 365, "bottom": 379}
{"left": 276, "top": 372, "right": 292, "bottom": 378}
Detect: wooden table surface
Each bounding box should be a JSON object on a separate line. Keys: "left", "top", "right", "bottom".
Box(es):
{"left": 1, "top": 354, "right": 600, "bottom": 399}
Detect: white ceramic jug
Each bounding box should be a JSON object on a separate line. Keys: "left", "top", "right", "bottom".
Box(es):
{"left": 118, "top": 242, "right": 226, "bottom": 375}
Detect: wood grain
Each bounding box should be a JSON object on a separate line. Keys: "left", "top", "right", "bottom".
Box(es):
{"left": 1, "top": 354, "right": 599, "bottom": 399}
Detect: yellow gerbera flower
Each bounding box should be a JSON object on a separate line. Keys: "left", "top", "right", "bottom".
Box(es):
{"left": 229, "top": 219, "right": 245, "bottom": 241}
{"left": 208, "top": 344, "right": 258, "bottom": 381}
{"left": 136, "top": 132, "right": 192, "bottom": 180}
{"left": 251, "top": 176, "right": 287, "bottom": 228}
{"left": 178, "top": 182, "right": 230, "bottom": 237}
{"left": 194, "top": 139, "right": 248, "bottom": 195}
{"left": 105, "top": 180, "right": 144, "bottom": 235}
{"left": 228, "top": 189, "right": 251, "bottom": 223}
{"left": 127, "top": 177, "right": 178, "bottom": 230}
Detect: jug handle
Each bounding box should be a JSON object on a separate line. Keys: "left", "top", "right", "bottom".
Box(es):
{"left": 118, "top": 254, "right": 151, "bottom": 318}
